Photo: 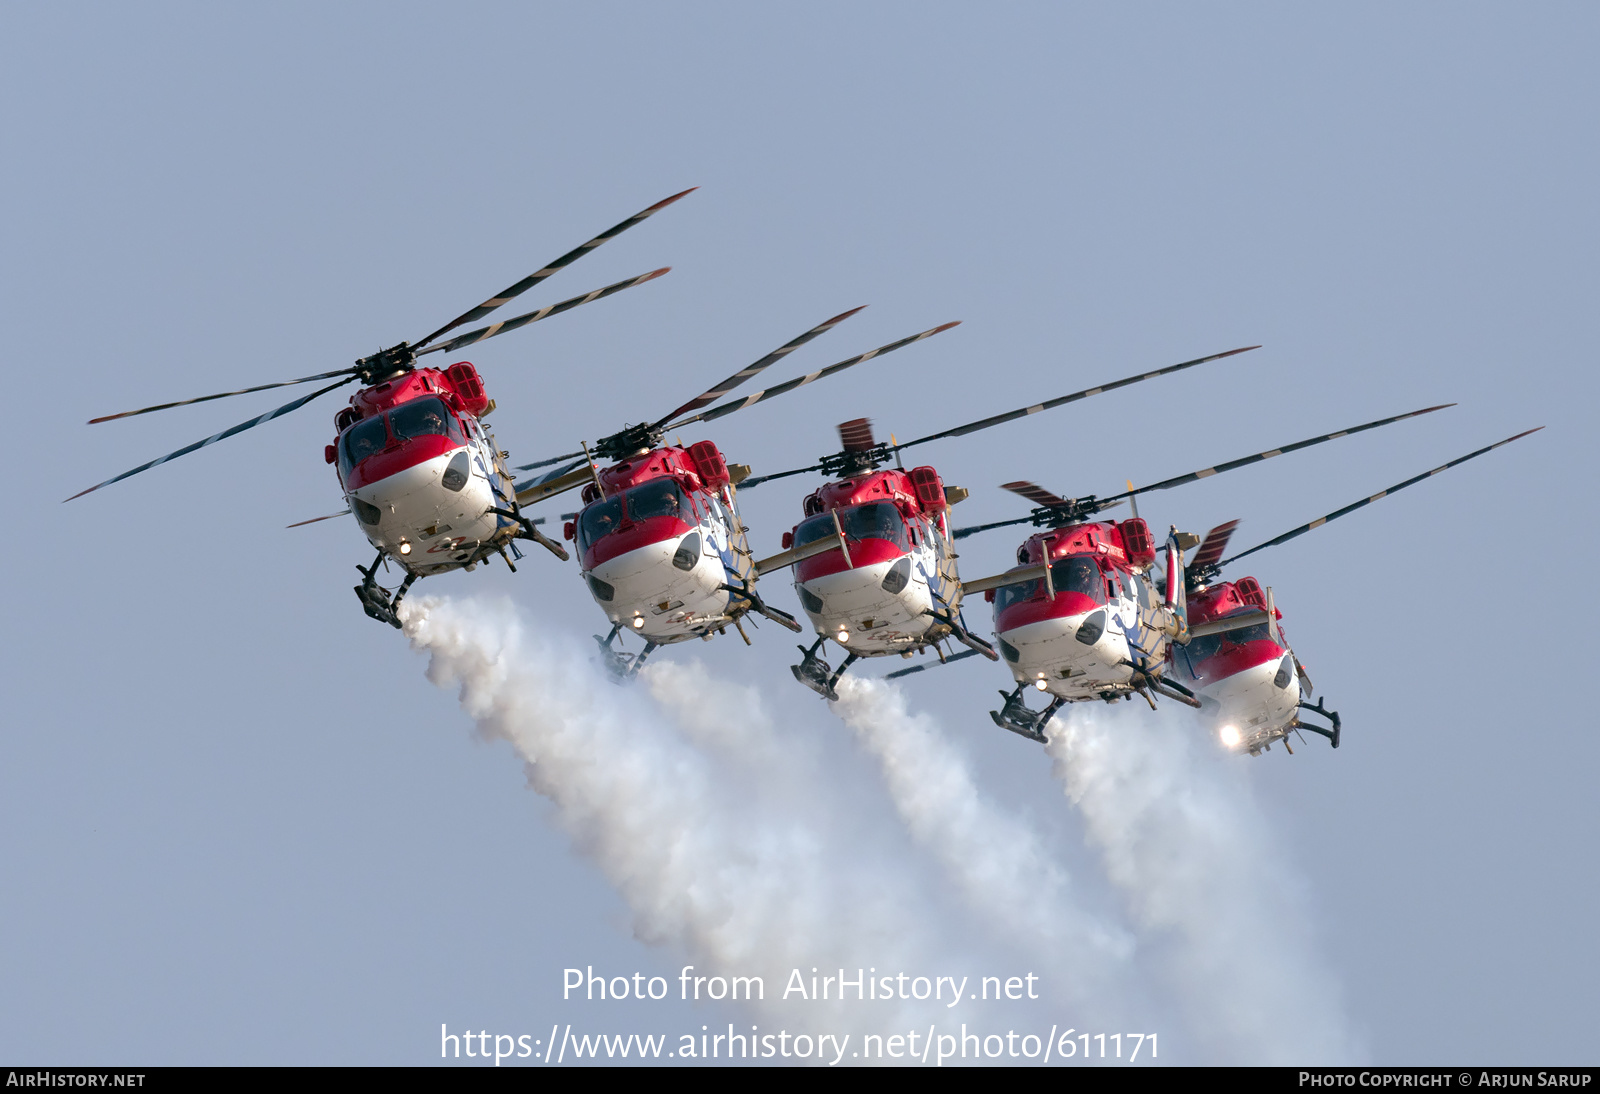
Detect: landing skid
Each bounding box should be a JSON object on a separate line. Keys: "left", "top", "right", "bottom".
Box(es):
{"left": 790, "top": 636, "right": 858, "bottom": 701}
{"left": 989, "top": 685, "right": 1064, "bottom": 744}
{"left": 593, "top": 624, "right": 658, "bottom": 683}
{"left": 354, "top": 551, "right": 417, "bottom": 629}
{"left": 1293, "top": 697, "right": 1342, "bottom": 749}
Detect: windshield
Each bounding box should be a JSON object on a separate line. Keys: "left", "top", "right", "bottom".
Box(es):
{"left": 339, "top": 415, "right": 389, "bottom": 476}
{"left": 578, "top": 496, "right": 624, "bottom": 551}
{"left": 1050, "top": 556, "right": 1106, "bottom": 605}
{"left": 389, "top": 396, "right": 462, "bottom": 442}
{"left": 795, "top": 502, "right": 908, "bottom": 551}
{"left": 1184, "top": 622, "right": 1272, "bottom": 665}
{"left": 626, "top": 477, "right": 692, "bottom": 522}
{"left": 576, "top": 479, "right": 695, "bottom": 553}
{"left": 993, "top": 555, "right": 1107, "bottom": 613}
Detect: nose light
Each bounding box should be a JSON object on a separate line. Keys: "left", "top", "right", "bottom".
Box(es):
{"left": 837, "top": 628, "right": 850, "bottom": 644}
{"left": 632, "top": 616, "right": 646, "bottom": 629}
{"left": 398, "top": 541, "right": 412, "bottom": 555}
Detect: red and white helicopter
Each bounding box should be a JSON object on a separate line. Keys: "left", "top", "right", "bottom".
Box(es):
{"left": 1173, "top": 425, "right": 1543, "bottom": 757}
{"left": 509, "top": 308, "right": 960, "bottom": 676}
{"left": 68, "top": 190, "right": 695, "bottom": 626}
{"left": 928, "top": 404, "right": 1454, "bottom": 742}
{"left": 732, "top": 346, "right": 1263, "bottom": 699}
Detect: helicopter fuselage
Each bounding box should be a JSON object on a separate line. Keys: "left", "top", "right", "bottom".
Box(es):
{"left": 788, "top": 467, "right": 963, "bottom": 657}
{"left": 989, "top": 519, "right": 1183, "bottom": 702}
{"left": 332, "top": 363, "right": 520, "bottom": 576}
{"left": 569, "top": 442, "right": 756, "bottom": 645}
{"left": 1174, "top": 578, "right": 1302, "bottom": 755}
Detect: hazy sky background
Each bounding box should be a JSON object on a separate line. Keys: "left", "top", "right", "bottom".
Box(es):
{"left": 3, "top": 2, "right": 1596, "bottom": 1065}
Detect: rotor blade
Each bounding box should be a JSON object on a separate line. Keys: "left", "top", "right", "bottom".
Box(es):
{"left": 838, "top": 417, "right": 876, "bottom": 452}
{"left": 951, "top": 514, "right": 1036, "bottom": 541}
{"left": 653, "top": 306, "right": 867, "bottom": 428}
{"left": 1188, "top": 519, "right": 1240, "bottom": 573}
{"left": 65, "top": 376, "right": 359, "bottom": 502}
{"left": 513, "top": 457, "right": 588, "bottom": 493}
{"left": 885, "top": 648, "right": 984, "bottom": 679}
{"left": 88, "top": 368, "right": 358, "bottom": 424}
{"left": 287, "top": 508, "right": 352, "bottom": 528}
{"left": 1218, "top": 426, "right": 1544, "bottom": 569}
{"left": 414, "top": 188, "right": 696, "bottom": 350}
{"left": 1001, "top": 480, "right": 1069, "bottom": 508}
{"left": 735, "top": 463, "right": 825, "bottom": 491}
{"left": 417, "top": 268, "right": 670, "bottom": 357}
{"left": 1099, "top": 403, "right": 1457, "bottom": 510}
{"left": 888, "top": 345, "right": 1260, "bottom": 455}
{"left": 515, "top": 449, "right": 586, "bottom": 471}
{"left": 668, "top": 321, "right": 961, "bottom": 430}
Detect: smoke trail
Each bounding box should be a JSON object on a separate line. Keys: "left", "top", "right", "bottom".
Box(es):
{"left": 401, "top": 596, "right": 966, "bottom": 1030}
{"left": 1044, "top": 703, "right": 1361, "bottom": 1063}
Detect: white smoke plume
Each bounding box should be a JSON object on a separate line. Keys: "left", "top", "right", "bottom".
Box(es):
{"left": 827, "top": 676, "right": 1139, "bottom": 1020}
{"left": 401, "top": 595, "right": 968, "bottom": 1031}
{"left": 1045, "top": 702, "right": 1362, "bottom": 1063}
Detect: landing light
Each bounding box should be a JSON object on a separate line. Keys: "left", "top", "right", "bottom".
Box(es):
{"left": 632, "top": 616, "right": 645, "bottom": 630}
{"left": 398, "top": 542, "right": 412, "bottom": 556}
{"left": 1035, "top": 679, "right": 1049, "bottom": 692}
{"left": 837, "top": 628, "right": 850, "bottom": 644}
{"left": 1220, "top": 724, "right": 1241, "bottom": 748}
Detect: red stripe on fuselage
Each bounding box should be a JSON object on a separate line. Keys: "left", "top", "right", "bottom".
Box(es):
{"left": 795, "top": 537, "right": 906, "bottom": 582}
{"left": 995, "top": 591, "right": 1101, "bottom": 633}
{"left": 582, "top": 515, "right": 694, "bottom": 570}
{"left": 346, "top": 435, "right": 461, "bottom": 491}
{"left": 1185, "top": 639, "right": 1285, "bottom": 685}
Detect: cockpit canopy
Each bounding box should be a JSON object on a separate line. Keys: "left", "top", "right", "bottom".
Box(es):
{"left": 576, "top": 477, "right": 694, "bottom": 552}
{"left": 994, "top": 554, "right": 1108, "bottom": 613}
{"left": 338, "top": 396, "right": 465, "bottom": 477}
{"left": 794, "top": 502, "right": 910, "bottom": 552}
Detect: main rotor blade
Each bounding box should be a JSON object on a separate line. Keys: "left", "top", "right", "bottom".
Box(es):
{"left": 1218, "top": 426, "right": 1544, "bottom": 569}
{"left": 88, "top": 368, "right": 357, "bottom": 424}
{"left": 888, "top": 345, "right": 1260, "bottom": 455}
{"left": 653, "top": 306, "right": 867, "bottom": 428}
{"left": 414, "top": 188, "right": 695, "bottom": 350}
{"left": 1001, "top": 481, "right": 1070, "bottom": 508}
{"left": 668, "top": 321, "right": 961, "bottom": 430}
{"left": 287, "top": 508, "right": 352, "bottom": 528}
{"left": 515, "top": 449, "right": 586, "bottom": 471}
{"left": 1188, "top": 519, "right": 1240, "bottom": 573}
{"left": 66, "top": 375, "right": 359, "bottom": 501}
{"left": 1099, "top": 403, "right": 1456, "bottom": 508}
{"left": 951, "top": 515, "right": 1035, "bottom": 540}
{"left": 417, "top": 268, "right": 670, "bottom": 357}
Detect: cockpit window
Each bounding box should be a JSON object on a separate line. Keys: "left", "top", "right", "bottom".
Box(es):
{"left": 389, "top": 396, "right": 461, "bottom": 442}
{"left": 577, "top": 496, "right": 624, "bottom": 551}
{"left": 795, "top": 502, "right": 909, "bottom": 552}
{"left": 993, "top": 555, "right": 1107, "bottom": 613}
{"left": 993, "top": 577, "right": 1043, "bottom": 613}
{"left": 1050, "top": 556, "right": 1106, "bottom": 605}
{"left": 1183, "top": 621, "right": 1272, "bottom": 664}
{"left": 576, "top": 479, "right": 695, "bottom": 552}
{"left": 626, "top": 478, "right": 692, "bottom": 522}
{"left": 339, "top": 415, "right": 389, "bottom": 476}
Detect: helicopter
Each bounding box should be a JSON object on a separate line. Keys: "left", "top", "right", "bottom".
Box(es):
{"left": 508, "top": 307, "right": 961, "bottom": 677}
{"left": 1172, "top": 426, "right": 1543, "bottom": 757}
{"left": 926, "top": 404, "right": 1454, "bottom": 742}
{"left": 733, "top": 345, "right": 1263, "bottom": 700}
{"left": 68, "top": 189, "right": 695, "bottom": 626}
